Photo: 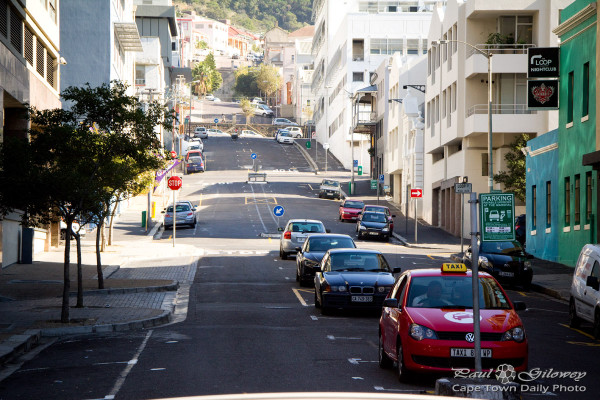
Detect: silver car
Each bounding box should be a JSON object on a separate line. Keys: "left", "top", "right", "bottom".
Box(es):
{"left": 163, "top": 203, "right": 196, "bottom": 229}
{"left": 279, "top": 219, "right": 329, "bottom": 259}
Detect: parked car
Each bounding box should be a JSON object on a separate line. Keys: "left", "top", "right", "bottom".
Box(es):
{"left": 274, "top": 128, "right": 289, "bottom": 141}
{"left": 251, "top": 97, "right": 265, "bottom": 105}
{"left": 189, "top": 138, "right": 204, "bottom": 152}
{"left": 286, "top": 127, "right": 303, "bottom": 138}
{"left": 515, "top": 214, "right": 526, "bottom": 247}
{"left": 60, "top": 220, "right": 86, "bottom": 240}
{"left": 362, "top": 205, "right": 395, "bottom": 231}
{"left": 253, "top": 104, "right": 273, "bottom": 117}
{"left": 277, "top": 131, "right": 294, "bottom": 144}
{"left": 272, "top": 118, "right": 298, "bottom": 126}
{"left": 357, "top": 211, "right": 392, "bottom": 241}
{"left": 463, "top": 240, "right": 533, "bottom": 290}
{"left": 241, "top": 130, "right": 262, "bottom": 137}
{"left": 319, "top": 179, "right": 341, "bottom": 200}
{"left": 296, "top": 234, "right": 356, "bottom": 286}
{"left": 570, "top": 244, "right": 600, "bottom": 337}
{"left": 163, "top": 203, "right": 196, "bottom": 229}
{"left": 314, "top": 248, "right": 401, "bottom": 314}
{"left": 185, "top": 150, "right": 204, "bottom": 162}
{"left": 339, "top": 199, "right": 365, "bottom": 222}
{"left": 279, "top": 219, "right": 329, "bottom": 260}
{"left": 205, "top": 94, "right": 215, "bottom": 101}
{"left": 212, "top": 97, "right": 221, "bottom": 102}
{"left": 207, "top": 128, "right": 226, "bottom": 136}
{"left": 194, "top": 127, "right": 208, "bottom": 139}
{"left": 186, "top": 155, "right": 205, "bottom": 174}
{"left": 379, "top": 263, "right": 528, "bottom": 380}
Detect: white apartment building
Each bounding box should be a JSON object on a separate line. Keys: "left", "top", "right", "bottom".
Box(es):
{"left": 293, "top": 36, "right": 316, "bottom": 125}
{"left": 424, "top": 0, "right": 567, "bottom": 237}
{"left": 311, "top": 0, "right": 439, "bottom": 172}
{"left": 177, "top": 14, "right": 229, "bottom": 66}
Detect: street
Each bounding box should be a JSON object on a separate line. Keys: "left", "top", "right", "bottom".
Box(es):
{"left": 0, "top": 136, "right": 598, "bottom": 400}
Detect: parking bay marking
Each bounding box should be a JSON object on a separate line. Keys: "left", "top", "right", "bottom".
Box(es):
{"left": 559, "top": 323, "right": 597, "bottom": 341}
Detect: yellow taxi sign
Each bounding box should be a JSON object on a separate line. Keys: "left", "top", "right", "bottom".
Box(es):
{"left": 442, "top": 263, "right": 468, "bottom": 273}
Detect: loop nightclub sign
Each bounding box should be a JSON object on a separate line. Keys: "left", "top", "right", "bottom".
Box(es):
{"left": 527, "top": 47, "right": 560, "bottom": 110}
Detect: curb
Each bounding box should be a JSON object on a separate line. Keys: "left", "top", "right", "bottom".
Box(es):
{"left": 0, "top": 329, "right": 41, "bottom": 366}
{"left": 392, "top": 232, "right": 410, "bottom": 247}
{"left": 293, "top": 141, "right": 319, "bottom": 174}
{"left": 68, "top": 283, "right": 179, "bottom": 296}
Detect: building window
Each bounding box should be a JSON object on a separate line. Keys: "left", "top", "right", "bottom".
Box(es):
{"left": 46, "top": 53, "right": 55, "bottom": 88}
{"left": 586, "top": 171, "right": 592, "bottom": 224}
{"left": 24, "top": 26, "right": 33, "bottom": 65}
{"left": 565, "top": 177, "right": 571, "bottom": 226}
{"left": 370, "top": 38, "right": 402, "bottom": 55}
{"left": 482, "top": 153, "right": 488, "bottom": 177}
{"left": 407, "top": 39, "right": 419, "bottom": 55}
{"left": 352, "top": 72, "right": 364, "bottom": 82}
{"left": 546, "top": 181, "right": 551, "bottom": 228}
{"left": 352, "top": 39, "right": 364, "bottom": 61}
{"left": 583, "top": 62, "right": 590, "bottom": 118}
{"left": 36, "top": 42, "right": 45, "bottom": 76}
{"left": 48, "top": 0, "right": 56, "bottom": 23}
{"left": 10, "top": 6, "right": 22, "bottom": 54}
{"left": 532, "top": 185, "right": 537, "bottom": 229}
{"left": 499, "top": 15, "right": 533, "bottom": 44}
{"left": 575, "top": 174, "right": 581, "bottom": 225}
{"left": 567, "top": 71, "right": 574, "bottom": 124}
{"left": 0, "top": 0, "right": 7, "bottom": 38}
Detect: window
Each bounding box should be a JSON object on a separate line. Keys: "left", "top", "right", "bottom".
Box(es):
{"left": 546, "top": 181, "right": 551, "bottom": 228}
{"left": 565, "top": 177, "right": 571, "bottom": 226}
{"left": 575, "top": 174, "right": 581, "bottom": 225}
{"left": 36, "top": 41, "right": 45, "bottom": 76}
{"left": 482, "top": 153, "right": 489, "bottom": 177}
{"left": 24, "top": 26, "right": 33, "bottom": 65}
{"left": 10, "top": 6, "right": 22, "bottom": 53}
{"left": 531, "top": 185, "right": 537, "bottom": 230}
{"left": 583, "top": 62, "right": 590, "bottom": 118}
{"left": 499, "top": 15, "right": 533, "bottom": 44}
{"left": 567, "top": 71, "right": 574, "bottom": 124}
{"left": 370, "top": 38, "right": 402, "bottom": 55}
{"left": 587, "top": 172, "right": 593, "bottom": 224}
{"left": 0, "top": 0, "right": 7, "bottom": 38}
{"left": 407, "top": 39, "right": 419, "bottom": 55}
{"left": 352, "top": 72, "right": 364, "bottom": 82}
{"left": 135, "top": 65, "right": 145, "bottom": 85}
{"left": 352, "top": 39, "right": 364, "bottom": 61}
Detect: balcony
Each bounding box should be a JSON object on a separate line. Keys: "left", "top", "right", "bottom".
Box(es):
{"left": 464, "top": 104, "right": 541, "bottom": 137}
{"left": 464, "top": 44, "right": 533, "bottom": 78}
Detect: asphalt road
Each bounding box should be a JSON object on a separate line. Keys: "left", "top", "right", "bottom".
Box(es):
{"left": 1, "top": 137, "right": 598, "bottom": 400}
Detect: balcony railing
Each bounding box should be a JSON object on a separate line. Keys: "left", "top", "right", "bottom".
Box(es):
{"left": 135, "top": 79, "right": 146, "bottom": 86}
{"left": 358, "top": 111, "right": 377, "bottom": 124}
{"left": 466, "top": 43, "right": 536, "bottom": 58}
{"left": 466, "top": 104, "right": 537, "bottom": 118}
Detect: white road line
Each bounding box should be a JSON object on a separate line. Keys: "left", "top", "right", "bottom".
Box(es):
{"left": 310, "top": 315, "right": 318, "bottom": 320}
{"left": 104, "top": 330, "right": 153, "bottom": 399}
{"left": 292, "top": 288, "right": 308, "bottom": 306}
{"left": 249, "top": 184, "right": 268, "bottom": 233}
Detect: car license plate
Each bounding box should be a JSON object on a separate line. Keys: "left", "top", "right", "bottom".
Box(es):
{"left": 498, "top": 271, "right": 515, "bottom": 277}
{"left": 351, "top": 295, "right": 373, "bottom": 303}
{"left": 369, "top": 232, "right": 379, "bottom": 235}
{"left": 450, "top": 348, "right": 492, "bottom": 358}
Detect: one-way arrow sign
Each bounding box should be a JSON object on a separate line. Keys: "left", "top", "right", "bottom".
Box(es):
{"left": 410, "top": 189, "right": 423, "bottom": 198}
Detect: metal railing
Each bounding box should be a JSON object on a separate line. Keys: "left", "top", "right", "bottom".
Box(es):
{"left": 357, "top": 111, "right": 377, "bottom": 124}
{"left": 466, "top": 104, "right": 537, "bottom": 118}
{"left": 466, "top": 43, "right": 536, "bottom": 58}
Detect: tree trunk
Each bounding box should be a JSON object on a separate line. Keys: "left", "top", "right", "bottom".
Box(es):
{"left": 95, "top": 220, "right": 104, "bottom": 289}
{"left": 100, "top": 220, "right": 106, "bottom": 252}
{"left": 61, "top": 219, "right": 72, "bottom": 323}
{"left": 75, "top": 233, "right": 83, "bottom": 308}
{"left": 108, "top": 199, "right": 119, "bottom": 246}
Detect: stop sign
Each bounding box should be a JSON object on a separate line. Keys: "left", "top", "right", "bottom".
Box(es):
{"left": 168, "top": 176, "right": 182, "bottom": 190}
{"left": 170, "top": 151, "right": 177, "bottom": 158}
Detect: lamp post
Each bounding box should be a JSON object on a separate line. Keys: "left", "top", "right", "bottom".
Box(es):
{"left": 432, "top": 40, "right": 493, "bottom": 192}
{"left": 188, "top": 79, "right": 201, "bottom": 138}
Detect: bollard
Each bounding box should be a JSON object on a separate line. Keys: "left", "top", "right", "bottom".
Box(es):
{"left": 142, "top": 211, "right": 147, "bottom": 228}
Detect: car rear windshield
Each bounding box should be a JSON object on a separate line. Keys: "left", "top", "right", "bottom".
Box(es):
{"left": 365, "top": 206, "right": 386, "bottom": 213}
{"left": 480, "top": 241, "right": 524, "bottom": 256}
{"left": 308, "top": 237, "right": 356, "bottom": 252}
{"left": 166, "top": 205, "right": 191, "bottom": 213}
{"left": 290, "top": 222, "right": 324, "bottom": 233}
{"left": 329, "top": 253, "right": 390, "bottom": 272}
{"left": 344, "top": 201, "right": 364, "bottom": 209}
{"left": 188, "top": 157, "right": 202, "bottom": 163}
{"left": 407, "top": 276, "right": 511, "bottom": 309}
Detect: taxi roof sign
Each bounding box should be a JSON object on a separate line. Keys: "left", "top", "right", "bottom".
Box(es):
{"left": 442, "top": 263, "right": 468, "bottom": 273}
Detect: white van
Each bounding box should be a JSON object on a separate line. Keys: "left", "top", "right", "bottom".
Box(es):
{"left": 570, "top": 244, "right": 600, "bottom": 337}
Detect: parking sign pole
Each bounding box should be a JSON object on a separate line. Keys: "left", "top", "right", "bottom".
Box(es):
{"left": 469, "top": 192, "right": 482, "bottom": 372}
{"left": 461, "top": 193, "right": 464, "bottom": 253}
{"left": 414, "top": 199, "right": 418, "bottom": 243}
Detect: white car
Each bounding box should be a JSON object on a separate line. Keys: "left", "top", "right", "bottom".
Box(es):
{"left": 278, "top": 219, "right": 329, "bottom": 259}
{"left": 188, "top": 138, "right": 204, "bottom": 152}
{"left": 277, "top": 132, "right": 294, "bottom": 144}
{"left": 272, "top": 118, "right": 298, "bottom": 126}
{"left": 570, "top": 244, "right": 600, "bottom": 337}
{"left": 194, "top": 127, "right": 208, "bottom": 139}
{"left": 213, "top": 97, "right": 221, "bottom": 102}
{"left": 207, "top": 128, "right": 226, "bottom": 136}
{"left": 241, "top": 130, "right": 262, "bottom": 137}
{"left": 286, "top": 127, "right": 303, "bottom": 138}
{"left": 205, "top": 94, "right": 215, "bottom": 101}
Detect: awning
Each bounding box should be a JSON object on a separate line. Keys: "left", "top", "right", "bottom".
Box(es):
{"left": 114, "top": 22, "right": 143, "bottom": 52}
{"left": 356, "top": 84, "right": 377, "bottom": 93}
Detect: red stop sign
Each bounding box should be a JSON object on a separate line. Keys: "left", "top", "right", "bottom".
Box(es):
{"left": 170, "top": 151, "right": 177, "bottom": 158}
{"left": 168, "top": 176, "right": 182, "bottom": 190}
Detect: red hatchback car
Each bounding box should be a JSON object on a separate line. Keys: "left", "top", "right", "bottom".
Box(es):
{"left": 379, "top": 264, "right": 528, "bottom": 380}
{"left": 362, "top": 205, "right": 395, "bottom": 231}
{"left": 339, "top": 199, "right": 365, "bottom": 222}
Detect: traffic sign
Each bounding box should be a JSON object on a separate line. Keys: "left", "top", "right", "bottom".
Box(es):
{"left": 479, "top": 193, "right": 515, "bottom": 241}
{"left": 370, "top": 180, "right": 377, "bottom": 190}
{"left": 454, "top": 182, "right": 472, "bottom": 194}
{"left": 323, "top": 143, "right": 330, "bottom": 150}
{"left": 305, "top": 141, "right": 311, "bottom": 149}
{"left": 353, "top": 160, "right": 358, "bottom": 167}
{"left": 311, "top": 132, "right": 316, "bottom": 139}
{"left": 379, "top": 174, "right": 385, "bottom": 183}
{"left": 167, "top": 176, "right": 183, "bottom": 191}
{"left": 214, "top": 118, "right": 219, "bottom": 124}
{"left": 410, "top": 188, "right": 423, "bottom": 198}
{"left": 273, "top": 205, "right": 285, "bottom": 217}
{"left": 251, "top": 153, "right": 257, "bottom": 159}
{"left": 170, "top": 151, "right": 177, "bottom": 158}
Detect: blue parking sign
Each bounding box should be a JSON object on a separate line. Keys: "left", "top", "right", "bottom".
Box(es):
{"left": 379, "top": 174, "right": 384, "bottom": 183}
{"left": 353, "top": 160, "right": 358, "bottom": 167}
{"left": 273, "top": 206, "right": 285, "bottom": 217}
{"left": 214, "top": 118, "right": 219, "bottom": 124}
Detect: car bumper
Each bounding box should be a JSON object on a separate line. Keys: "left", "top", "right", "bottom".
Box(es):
{"left": 359, "top": 229, "right": 389, "bottom": 237}
{"left": 403, "top": 339, "right": 528, "bottom": 372}
{"left": 340, "top": 213, "right": 360, "bottom": 220}
{"left": 320, "top": 191, "right": 340, "bottom": 198}
{"left": 322, "top": 292, "right": 388, "bottom": 310}
{"left": 187, "top": 166, "right": 205, "bottom": 172}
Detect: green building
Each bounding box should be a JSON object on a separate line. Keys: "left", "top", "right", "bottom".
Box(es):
{"left": 555, "top": 0, "right": 598, "bottom": 266}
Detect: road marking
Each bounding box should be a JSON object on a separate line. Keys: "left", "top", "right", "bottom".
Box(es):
{"left": 427, "top": 255, "right": 435, "bottom": 260}
{"left": 352, "top": 377, "right": 364, "bottom": 380}
{"left": 310, "top": 315, "right": 318, "bottom": 320}
{"left": 566, "top": 341, "right": 600, "bottom": 347}
{"left": 559, "top": 323, "right": 597, "bottom": 340}
{"left": 527, "top": 307, "right": 567, "bottom": 314}
{"left": 329, "top": 335, "right": 362, "bottom": 341}
{"left": 292, "top": 288, "right": 308, "bottom": 306}
{"left": 308, "top": 184, "right": 314, "bottom": 190}
{"left": 150, "top": 368, "right": 166, "bottom": 371}
{"left": 348, "top": 358, "right": 377, "bottom": 364}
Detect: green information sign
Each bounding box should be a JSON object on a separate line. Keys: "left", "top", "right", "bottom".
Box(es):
{"left": 305, "top": 141, "right": 311, "bottom": 149}
{"left": 479, "top": 193, "right": 515, "bottom": 241}
{"left": 370, "top": 180, "right": 377, "bottom": 190}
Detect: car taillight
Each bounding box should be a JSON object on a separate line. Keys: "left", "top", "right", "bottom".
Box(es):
{"left": 187, "top": 164, "right": 191, "bottom": 167}
{"left": 165, "top": 214, "right": 171, "bottom": 218}
{"left": 284, "top": 231, "right": 291, "bottom": 239}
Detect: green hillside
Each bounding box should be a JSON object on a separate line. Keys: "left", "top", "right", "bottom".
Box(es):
{"left": 174, "top": 0, "right": 313, "bottom": 34}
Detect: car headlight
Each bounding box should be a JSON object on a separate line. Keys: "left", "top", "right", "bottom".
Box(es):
{"left": 502, "top": 326, "right": 525, "bottom": 342}
{"left": 524, "top": 261, "right": 532, "bottom": 269}
{"left": 377, "top": 286, "right": 392, "bottom": 293}
{"left": 479, "top": 256, "right": 490, "bottom": 267}
{"left": 330, "top": 285, "right": 347, "bottom": 292}
{"left": 304, "top": 259, "right": 319, "bottom": 268}
{"left": 359, "top": 225, "right": 366, "bottom": 230}
{"left": 409, "top": 323, "right": 438, "bottom": 341}
{"left": 382, "top": 228, "right": 389, "bottom": 232}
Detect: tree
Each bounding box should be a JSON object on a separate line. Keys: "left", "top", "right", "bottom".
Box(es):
{"left": 192, "top": 53, "right": 222, "bottom": 94}
{"left": 257, "top": 64, "right": 281, "bottom": 106}
{"left": 240, "top": 99, "right": 254, "bottom": 125}
{"left": 494, "top": 133, "right": 530, "bottom": 202}
{"left": 233, "top": 66, "right": 260, "bottom": 98}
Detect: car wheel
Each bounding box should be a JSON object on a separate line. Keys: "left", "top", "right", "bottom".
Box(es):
{"left": 569, "top": 297, "right": 581, "bottom": 328}
{"left": 379, "top": 333, "right": 393, "bottom": 369}
{"left": 280, "top": 247, "right": 288, "bottom": 260}
{"left": 396, "top": 340, "right": 410, "bottom": 382}
{"left": 296, "top": 265, "right": 300, "bottom": 282}
{"left": 593, "top": 309, "right": 600, "bottom": 339}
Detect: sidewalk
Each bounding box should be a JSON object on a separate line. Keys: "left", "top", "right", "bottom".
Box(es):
{"left": 0, "top": 194, "right": 200, "bottom": 368}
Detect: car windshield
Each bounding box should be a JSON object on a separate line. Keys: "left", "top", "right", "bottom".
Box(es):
{"left": 480, "top": 241, "right": 525, "bottom": 256}
{"left": 189, "top": 145, "right": 200, "bottom": 150}
{"left": 344, "top": 201, "right": 364, "bottom": 209}
{"left": 290, "top": 222, "right": 324, "bottom": 233}
{"left": 362, "top": 213, "right": 386, "bottom": 223}
{"left": 365, "top": 206, "right": 386, "bottom": 214}
{"left": 407, "top": 276, "right": 511, "bottom": 309}
{"left": 281, "top": 132, "right": 291, "bottom": 137}
{"left": 166, "top": 205, "right": 190, "bottom": 213}
{"left": 329, "top": 253, "right": 390, "bottom": 272}
{"left": 322, "top": 180, "right": 339, "bottom": 187}
{"left": 308, "top": 237, "right": 356, "bottom": 252}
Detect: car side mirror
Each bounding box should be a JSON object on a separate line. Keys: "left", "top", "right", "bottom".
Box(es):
{"left": 192, "top": 207, "right": 197, "bottom": 211}
{"left": 392, "top": 267, "right": 402, "bottom": 274}
{"left": 278, "top": 227, "right": 283, "bottom": 232}
{"left": 513, "top": 301, "right": 527, "bottom": 311}
{"left": 382, "top": 298, "right": 399, "bottom": 308}
{"left": 586, "top": 276, "right": 600, "bottom": 291}
{"left": 326, "top": 229, "right": 331, "bottom": 233}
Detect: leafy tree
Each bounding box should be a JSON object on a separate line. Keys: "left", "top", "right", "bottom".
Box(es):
{"left": 494, "top": 133, "right": 530, "bottom": 202}
{"left": 195, "top": 39, "right": 208, "bottom": 50}
{"left": 240, "top": 98, "right": 254, "bottom": 124}
{"left": 233, "top": 66, "right": 260, "bottom": 98}
{"left": 257, "top": 64, "right": 281, "bottom": 104}
{"left": 192, "top": 53, "right": 222, "bottom": 94}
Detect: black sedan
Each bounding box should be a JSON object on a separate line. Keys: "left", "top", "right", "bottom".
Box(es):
{"left": 356, "top": 211, "right": 392, "bottom": 241}
{"left": 463, "top": 240, "right": 533, "bottom": 289}
{"left": 314, "top": 249, "right": 401, "bottom": 314}
{"left": 295, "top": 234, "right": 356, "bottom": 286}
